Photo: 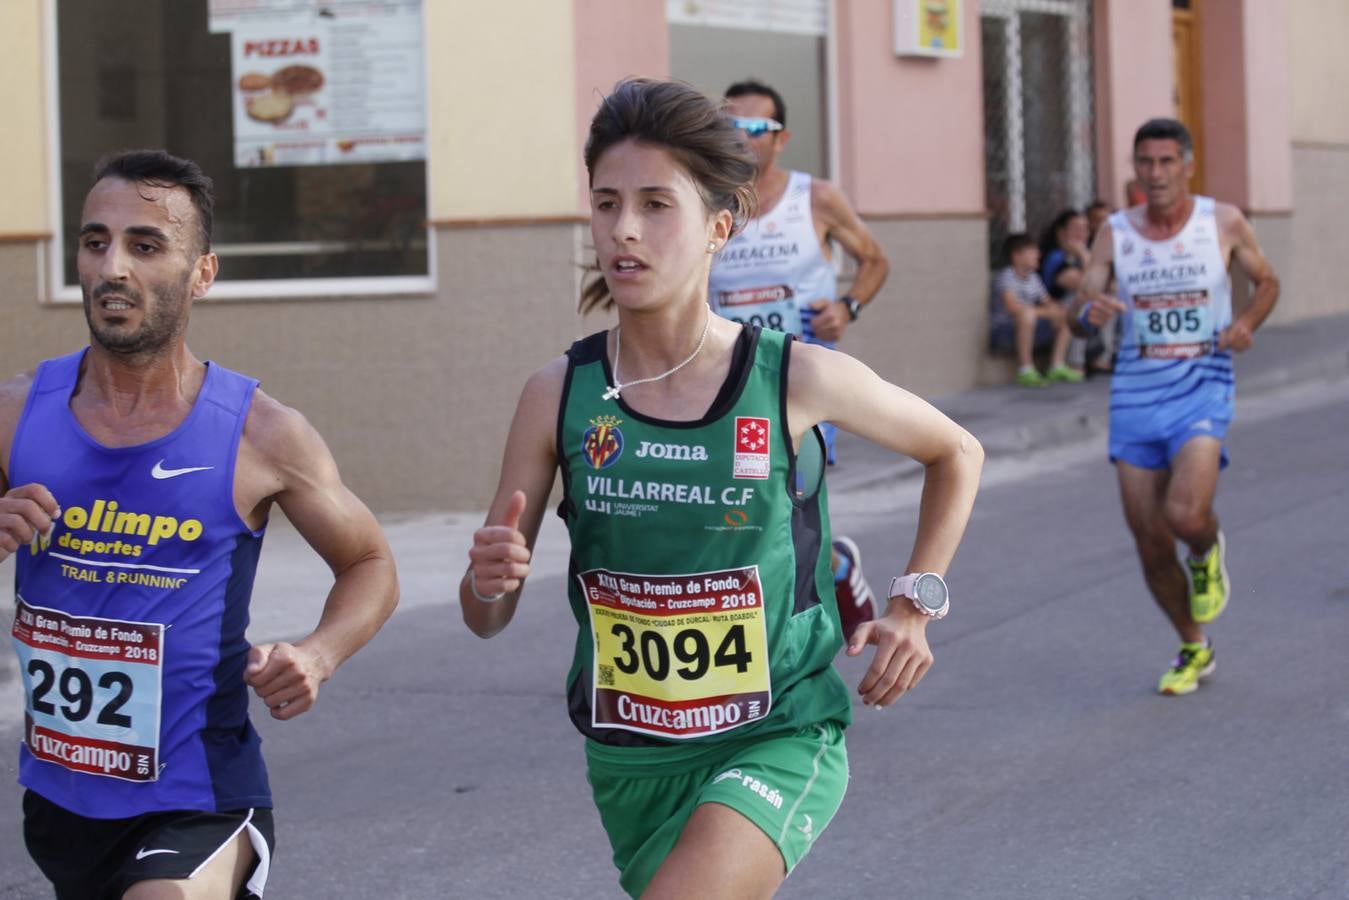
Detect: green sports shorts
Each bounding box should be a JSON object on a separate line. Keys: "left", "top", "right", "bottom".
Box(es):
{"left": 585, "top": 720, "right": 849, "bottom": 898}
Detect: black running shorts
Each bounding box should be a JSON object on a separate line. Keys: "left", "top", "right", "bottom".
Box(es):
{"left": 22, "top": 789, "right": 275, "bottom": 899}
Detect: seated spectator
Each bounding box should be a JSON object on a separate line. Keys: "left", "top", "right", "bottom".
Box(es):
{"left": 1041, "top": 208, "right": 1114, "bottom": 375}
{"left": 989, "top": 233, "right": 1080, "bottom": 387}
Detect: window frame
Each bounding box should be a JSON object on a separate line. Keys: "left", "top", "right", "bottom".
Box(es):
{"left": 41, "top": 0, "right": 437, "bottom": 304}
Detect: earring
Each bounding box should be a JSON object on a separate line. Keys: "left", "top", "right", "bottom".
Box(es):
{"left": 707, "top": 241, "right": 718, "bottom": 252}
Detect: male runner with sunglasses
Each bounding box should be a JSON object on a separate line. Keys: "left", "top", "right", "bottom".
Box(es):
{"left": 709, "top": 80, "right": 891, "bottom": 639}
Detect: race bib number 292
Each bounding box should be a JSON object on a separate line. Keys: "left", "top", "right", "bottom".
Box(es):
{"left": 11, "top": 598, "right": 163, "bottom": 782}
{"left": 580, "top": 565, "right": 771, "bottom": 739}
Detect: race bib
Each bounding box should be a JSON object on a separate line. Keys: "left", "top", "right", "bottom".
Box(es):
{"left": 1133, "top": 290, "right": 1213, "bottom": 359}
{"left": 715, "top": 286, "right": 802, "bottom": 336}
{"left": 580, "top": 565, "right": 771, "bottom": 739}
{"left": 11, "top": 597, "right": 163, "bottom": 782}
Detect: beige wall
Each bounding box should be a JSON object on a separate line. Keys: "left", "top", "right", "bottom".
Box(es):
{"left": 427, "top": 1, "right": 578, "bottom": 220}
{"left": 840, "top": 216, "right": 989, "bottom": 396}
{"left": 1284, "top": 0, "right": 1349, "bottom": 327}
{"left": 0, "top": 1, "right": 48, "bottom": 236}
{"left": 1290, "top": 0, "right": 1349, "bottom": 144}
{"left": 1286, "top": 147, "right": 1349, "bottom": 322}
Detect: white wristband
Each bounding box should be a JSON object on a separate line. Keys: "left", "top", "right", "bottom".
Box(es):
{"left": 467, "top": 569, "right": 506, "bottom": 604}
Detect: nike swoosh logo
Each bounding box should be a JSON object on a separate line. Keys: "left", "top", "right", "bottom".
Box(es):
{"left": 151, "top": 460, "right": 214, "bottom": 480}
{"left": 135, "top": 847, "right": 180, "bottom": 860}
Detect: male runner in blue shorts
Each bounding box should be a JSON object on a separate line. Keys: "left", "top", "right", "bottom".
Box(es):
{"left": 0, "top": 150, "right": 399, "bottom": 897}
{"left": 709, "top": 80, "right": 892, "bottom": 640}
{"left": 1070, "top": 119, "right": 1278, "bottom": 695}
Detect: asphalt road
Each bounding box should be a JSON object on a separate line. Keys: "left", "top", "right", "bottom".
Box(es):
{"left": 1, "top": 378, "right": 1346, "bottom": 899}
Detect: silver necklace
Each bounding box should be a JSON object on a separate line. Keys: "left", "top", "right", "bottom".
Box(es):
{"left": 603, "top": 307, "right": 711, "bottom": 401}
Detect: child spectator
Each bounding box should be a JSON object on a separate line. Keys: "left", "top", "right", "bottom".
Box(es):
{"left": 990, "top": 233, "right": 1080, "bottom": 387}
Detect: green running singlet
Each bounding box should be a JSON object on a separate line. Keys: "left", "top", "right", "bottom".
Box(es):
{"left": 556, "top": 325, "right": 853, "bottom": 760}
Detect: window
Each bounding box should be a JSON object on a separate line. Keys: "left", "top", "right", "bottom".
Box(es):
{"left": 49, "top": 0, "right": 431, "bottom": 300}
{"left": 981, "top": 0, "right": 1095, "bottom": 265}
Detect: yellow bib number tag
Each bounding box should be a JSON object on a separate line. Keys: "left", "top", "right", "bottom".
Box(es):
{"left": 580, "top": 566, "right": 771, "bottom": 739}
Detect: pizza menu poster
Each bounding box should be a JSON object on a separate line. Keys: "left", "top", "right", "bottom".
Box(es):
{"left": 225, "top": 5, "right": 426, "bottom": 168}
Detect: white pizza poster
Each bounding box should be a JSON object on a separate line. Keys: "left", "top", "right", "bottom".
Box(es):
{"left": 225, "top": 2, "right": 426, "bottom": 168}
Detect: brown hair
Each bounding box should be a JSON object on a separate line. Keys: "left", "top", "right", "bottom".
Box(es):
{"left": 579, "top": 78, "right": 758, "bottom": 314}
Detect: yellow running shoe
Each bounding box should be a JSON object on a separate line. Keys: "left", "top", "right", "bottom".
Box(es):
{"left": 1187, "top": 531, "right": 1229, "bottom": 623}
{"left": 1158, "top": 641, "right": 1216, "bottom": 695}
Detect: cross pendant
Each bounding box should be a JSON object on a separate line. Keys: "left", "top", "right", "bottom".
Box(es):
{"left": 601, "top": 385, "right": 621, "bottom": 401}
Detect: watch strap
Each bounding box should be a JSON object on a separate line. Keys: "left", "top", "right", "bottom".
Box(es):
{"left": 888, "top": 572, "right": 949, "bottom": 619}
{"left": 889, "top": 573, "right": 919, "bottom": 599}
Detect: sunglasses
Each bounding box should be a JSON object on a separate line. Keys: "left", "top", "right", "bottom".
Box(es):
{"left": 732, "top": 117, "right": 784, "bottom": 138}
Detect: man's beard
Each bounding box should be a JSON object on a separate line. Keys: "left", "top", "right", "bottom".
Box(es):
{"left": 82, "top": 274, "right": 191, "bottom": 359}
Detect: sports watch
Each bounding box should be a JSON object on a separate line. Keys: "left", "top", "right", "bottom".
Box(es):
{"left": 840, "top": 295, "right": 862, "bottom": 321}
{"left": 888, "top": 572, "right": 949, "bottom": 619}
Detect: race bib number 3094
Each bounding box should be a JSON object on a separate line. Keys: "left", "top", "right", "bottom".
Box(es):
{"left": 11, "top": 598, "right": 163, "bottom": 781}
{"left": 580, "top": 565, "right": 771, "bottom": 739}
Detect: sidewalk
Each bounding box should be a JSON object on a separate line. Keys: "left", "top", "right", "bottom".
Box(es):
{"left": 828, "top": 311, "right": 1349, "bottom": 495}
{"left": 2, "top": 312, "right": 1347, "bottom": 692}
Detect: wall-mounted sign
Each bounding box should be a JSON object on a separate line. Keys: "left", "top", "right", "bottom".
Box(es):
{"left": 894, "top": 0, "right": 963, "bottom": 58}
{"left": 211, "top": 1, "right": 426, "bottom": 168}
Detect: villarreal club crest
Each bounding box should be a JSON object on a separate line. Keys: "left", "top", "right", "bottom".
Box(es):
{"left": 582, "top": 415, "right": 625, "bottom": 470}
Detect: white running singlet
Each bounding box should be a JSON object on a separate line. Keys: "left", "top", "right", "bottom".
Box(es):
{"left": 709, "top": 171, "right": 836, "bottom": 341}
{"left": 1109, "top": 196, "right": 1234, "bottom": 441}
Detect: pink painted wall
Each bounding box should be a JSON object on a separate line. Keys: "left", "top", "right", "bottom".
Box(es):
{"left": 572, "top": 0, "right": 670, "bottom": 212}
{"left": 1199, "top": 2, "right": 1248, "bottom": 207}
{"left": 833, "top": 0, "right": 985, "bottom": 214}
{"left": 1241, "top": 0, "right": 1292, "bottom": 211}
{"left": 1092, "top": 0, "right": 1173, "bottom": 206}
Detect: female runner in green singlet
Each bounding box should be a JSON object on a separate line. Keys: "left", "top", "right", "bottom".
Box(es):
{"left": 458, "top": 79, "right": 983, "bottom": 899}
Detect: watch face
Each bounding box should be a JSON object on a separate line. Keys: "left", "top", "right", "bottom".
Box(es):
{"left": 914, "top": 573, "right": 948, "bottom": 611}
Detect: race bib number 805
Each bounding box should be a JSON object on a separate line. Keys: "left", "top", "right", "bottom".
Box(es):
{"left": 580, "top": 565, "right": 771, "bottom": 739}
{"left": 1133, "top": 290, "right": 1213, "bottom": 359}
{"left": 11, "top": 598, "right": 163, "bottom": 781}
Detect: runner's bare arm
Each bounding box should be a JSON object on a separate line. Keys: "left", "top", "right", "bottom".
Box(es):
{"left": 1069, "top": 220, "right": 1125, "bottom": 335}
{"left": 0, "top": 373, "right": 61, "bottom": 563}
{"left": 787, "top": 342, "right": 983, "bottom": 706}
{"left": 807, "top": 179, "right": 890, "bottom": 342}
{"left": 239, "top": 392, "right": 399, "bottom": 720}
{"left": 461, "top": 356, "right": 564, "bottom": 639}
{"left": 1218, "top": 205, "right": 1280, "bottom": 351}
